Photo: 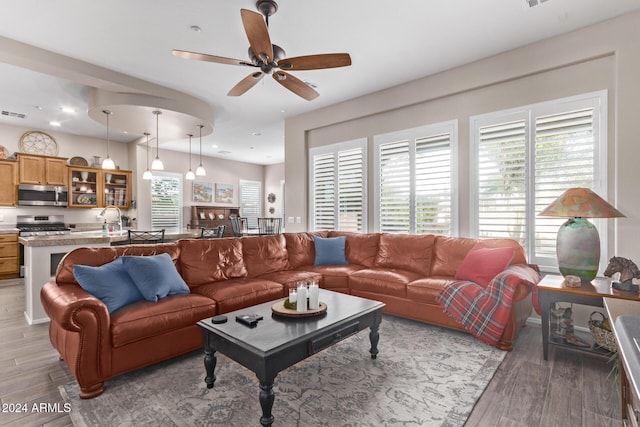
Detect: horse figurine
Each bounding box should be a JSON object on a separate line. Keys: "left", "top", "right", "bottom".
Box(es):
{"left": 604, "top": 256, "right": 640, "bottom": 292}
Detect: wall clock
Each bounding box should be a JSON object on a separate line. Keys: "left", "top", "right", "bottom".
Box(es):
{"left": 19, "top": 131, "right": 59, "bottom": 156}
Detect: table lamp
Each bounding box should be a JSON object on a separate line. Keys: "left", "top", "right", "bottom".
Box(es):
{"left": 538, "top": 188, "right": 625, "bottom": 283}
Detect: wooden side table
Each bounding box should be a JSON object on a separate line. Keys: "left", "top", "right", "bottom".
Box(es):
{"left": 539, "top": 274, "right": 640, "bottom": 360}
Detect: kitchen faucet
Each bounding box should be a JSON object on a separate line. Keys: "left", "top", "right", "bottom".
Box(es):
{"left": 99, "top": 205, "right": 122, "bottom": 232}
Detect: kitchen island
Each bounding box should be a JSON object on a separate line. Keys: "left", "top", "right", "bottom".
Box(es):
{"left": 19, "top": 229, "right": 201, "bottom": 324}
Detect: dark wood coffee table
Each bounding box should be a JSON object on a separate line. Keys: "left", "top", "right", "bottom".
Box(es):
{"left": 197, "top": 289, "right": 385, "bottom": 427}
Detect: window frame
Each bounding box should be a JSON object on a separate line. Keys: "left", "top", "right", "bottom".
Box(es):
{"left": 470, "top": 90, "right": 608, "bottom": 273}
{"left": 239, "top": 179, "right": 262, "bottom": 229}
{"left": 373, "top": 120, "right": 458, "bottom": 235}
{"left": 150, "top": 172, "right": 183, "bottom": 231}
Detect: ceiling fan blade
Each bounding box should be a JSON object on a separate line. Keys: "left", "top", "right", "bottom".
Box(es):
{"left": 241, "top": 9, "right": 274, "bottom": 63}
{"left": 228, "top": 72, "right": 265, "bottom": 96}
{"left": 172, "top": 49, "right": 255, "bottom": 67}
{"left": 273, "top": 71, "right": 319, "bottom": 101}
{"left": 278, "top": 53, "right": 352, "bottom": 71}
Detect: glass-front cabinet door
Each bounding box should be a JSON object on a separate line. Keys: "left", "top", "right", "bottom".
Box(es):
{"left": 67, "top": 167, "right": 131, "bottom": 208}
{"left": 68, "top": 167, "right": 98, "bottom": 208}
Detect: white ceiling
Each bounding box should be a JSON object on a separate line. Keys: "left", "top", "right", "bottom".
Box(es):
{"left": 1, "top": 0, "right": 639, "bottom": 165}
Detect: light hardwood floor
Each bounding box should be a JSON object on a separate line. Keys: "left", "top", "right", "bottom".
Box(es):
{"left": 0, "top": 279, "right": 622, "bottom": 427}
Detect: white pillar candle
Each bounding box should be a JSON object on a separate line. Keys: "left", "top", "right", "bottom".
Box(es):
{"left": 296, "top": 284, "right": 307, "bottom": 312}
{"left": 308, "top": 283, "right": 319, "bottom": 309}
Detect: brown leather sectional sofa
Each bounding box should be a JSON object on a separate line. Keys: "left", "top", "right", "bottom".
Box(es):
{"left": 41, "top": 231, "right": 533, "bottom": 399}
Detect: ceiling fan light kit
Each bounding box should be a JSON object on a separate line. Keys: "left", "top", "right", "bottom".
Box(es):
{"left": 172, "top": 0, "right": 351, "bottom": 100}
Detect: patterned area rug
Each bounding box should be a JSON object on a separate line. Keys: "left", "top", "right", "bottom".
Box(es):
{"left": 60, "top": 315, "right": 506, "bottom": 427}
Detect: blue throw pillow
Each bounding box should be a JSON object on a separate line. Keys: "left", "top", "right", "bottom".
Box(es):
{"left": 121, "top": 253, "right": 190, "bottom": 302}
{"left": 73, "top": 258, "right": 145, "bottom": 314}
{"left": 314, "top": 236, "right": 348, "bottom": 266}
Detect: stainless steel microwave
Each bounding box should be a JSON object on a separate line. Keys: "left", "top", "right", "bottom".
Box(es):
{"left": 18, "top": 184, "right": 68, "bottom": 207}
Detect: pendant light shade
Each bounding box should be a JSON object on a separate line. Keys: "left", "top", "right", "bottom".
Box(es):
{"left": 151, "top": 110, "right": 164, "bottom": 170}
{"left": 101, "top": 110, "right": 116, "bottom": 169}
{"left": 195, "top": 124, "right": 206, "bottom": 176}
{"left": 142, "top": 132, "right": 152, "bottom": 180}
{"left": 185, "top": 133, "right": 195, "bottom": 180}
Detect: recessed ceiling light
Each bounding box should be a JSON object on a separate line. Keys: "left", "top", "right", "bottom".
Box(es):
{"left": 34, "top": 106, "right": 42, "bottom": 110}
{"left": 49, "top": 121, "right": 61, "bottom": 127}
{"left": 211, "top": 144, "right": 218, "bottom": 148}
{"left": 252, "top": 132, "right": 261, "bottom": 136}
{"left": 61, "top": 106, "right": 75, "bottom": 114}
{"left": 190, "top": 25, "right": 202, "bottom": 33}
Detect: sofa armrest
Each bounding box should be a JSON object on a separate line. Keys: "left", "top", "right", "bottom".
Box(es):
{"left": 40, "top": 281, "right": 112, "bottom": 398}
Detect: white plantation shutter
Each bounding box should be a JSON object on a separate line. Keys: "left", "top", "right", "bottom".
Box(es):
{"left": 151, "top": 174, "right": 182, "bottom": 230}
{"left": 472, "top": 91, "right": 606, "bottom": 270}
{"left": 310, "top": 140, "right": 366, "bottom": 232}
{"left": 476, "top": 118, "right": 527, "bottom": 244}
{"left": 239, "top": 180, "right": 262, "bottom": 229}
{"left": 375, "top": 122, "right": 456, "bottom": 235}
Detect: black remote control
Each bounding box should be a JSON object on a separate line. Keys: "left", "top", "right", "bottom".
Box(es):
{"left": 236, "top": 314, "right": 263, "bottom": 327}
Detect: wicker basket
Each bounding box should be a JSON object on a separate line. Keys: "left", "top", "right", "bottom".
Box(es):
{"left": 588, "top": 311, "right": 617, "bottom": 353}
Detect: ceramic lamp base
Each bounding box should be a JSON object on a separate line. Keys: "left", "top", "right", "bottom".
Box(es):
{"left": 556, "top": 217, "right": 600, "bottom": 283}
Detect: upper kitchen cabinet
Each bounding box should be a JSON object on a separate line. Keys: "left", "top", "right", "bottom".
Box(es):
{"left": 0, "top": 159, "right": 18, "bottom": 206}
{"left": 17, "top": 153, "right": 68, "bottom": 186}
{"left": 68, "top": 166, "right": 131, "bottom": 209}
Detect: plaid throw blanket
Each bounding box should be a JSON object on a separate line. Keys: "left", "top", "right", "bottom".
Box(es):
{"left": 436, "top": 264, "right": 542, "bottom": 347}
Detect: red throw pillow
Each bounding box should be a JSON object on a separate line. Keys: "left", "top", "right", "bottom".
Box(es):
{"left": 454, "top": 243, "right": 516, "bottom": 288}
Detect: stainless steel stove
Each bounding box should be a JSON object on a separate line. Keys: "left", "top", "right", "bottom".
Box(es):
{"left": 16, "top": 214, "right": 71, "bottom": 237}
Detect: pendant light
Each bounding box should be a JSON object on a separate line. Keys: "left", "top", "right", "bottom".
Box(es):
{"left": 195, "top": 124, "right": 206, "bottom": 176}
{"left": 101, "top": 110, "right": 116, "bottom": 169}
{"left": 185, "top": 133, "right": 195, "bottom": 180}
{"left": 151, "top": 110, "right": 164, "bottom": 170}
{"left": 142, "top": 132, "right": 153, "bottom": 180}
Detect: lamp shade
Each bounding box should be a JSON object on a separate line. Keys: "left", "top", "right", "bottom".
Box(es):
{"left": 538, "top": 188, "right": 625, "bottom": 219}
{"left": 539, "top": 188, "right": 625, "bottom": 283}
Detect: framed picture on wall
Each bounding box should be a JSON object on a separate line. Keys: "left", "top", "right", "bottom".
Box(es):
{"left": 193, "top": 181, "right": 213, "bottom": 203}
{"left": 215, "top": 183, "right": 233, "bottom": 204}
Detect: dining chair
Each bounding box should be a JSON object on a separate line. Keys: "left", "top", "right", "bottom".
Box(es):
{"left": 200, "top": 225, "right": 225, "bottom": 239}
{"left": 128, "top": 229, "right": 165, "bottom": 244}
{"left": 230, "top": 217, "right": 248, "bottom": 237}
{"left": 258, "top": 217, "right": 282, "bottom": 235}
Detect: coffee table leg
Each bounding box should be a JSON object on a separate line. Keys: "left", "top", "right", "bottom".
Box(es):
{"left": 203, "top": 343, "right": 217, "bottom": 389}
{"left": 258, "top": 378, "right": 276, "bottom": 427}
{"left": 369, "top": 310, "right": 382, "bottom": 359}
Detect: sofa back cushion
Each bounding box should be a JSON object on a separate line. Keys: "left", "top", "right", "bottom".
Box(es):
{"left": 177, "top": 238, "right": 247, "bottom": 287}
{"left": 374, "top": 233, "right": 435, "bottom": 275}
{"left": 242, "top": 234, "right": 290, "bottom": 277}
{"left": 431, "top": 236, "right": 526, "bottom": 277}
{"left": 328, "top": 231, "right": 380, "bottom": 267}
{"left": 284, "top": 231, "right": 328, "bottom": 268}
{"left": 56, "top": 243, "right": 181, "bottom": 285}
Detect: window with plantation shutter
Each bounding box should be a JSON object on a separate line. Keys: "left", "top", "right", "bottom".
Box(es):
{"left": 239, "top": 180, "right": 262, "bottom": 229}
{"left": 374, "top": 121, "right": 457, "bottom": 235}
{"left": 309, "top": 139, "right": 366, "bottom": 232}
{"left": 471, "top": 91, "right": 607, "bottom": 272}
{"left": 151, "top": 173, "right": 182, "bottom": 231}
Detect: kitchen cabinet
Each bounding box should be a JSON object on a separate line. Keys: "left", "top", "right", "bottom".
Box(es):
{"left": 68, "top": 166, "right": 131, "bottom": 208}
{"left": 190, "top": 205, "right": 240, "bottom": 237}
{"left": 17, "top": 153, "right": 68, "bottom": 186}
{"left": 0, "top": 234, "right": 19, "bottom": 279}
{"left": 0, "top": 160, "right": 18, "bottom": 206}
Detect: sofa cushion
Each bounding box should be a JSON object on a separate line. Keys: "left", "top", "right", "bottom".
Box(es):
{"left": 314, "top": 236, "right": 348, "bottom": 266}
{"left": 73, "top": 258, "right": 145, "bottom": 313}
{"left": 191, "top": 278, "right": 283, "bottom": 313}
{"left": 295, "top": 264, "right": 367, "bottom": 290}
{"left": 328, "top": 231, "right": 380, "bottom": 267}
{"left": 454, "top": 243, "right": 516, "bottom": 288}
{"left": 349, "top": 268, "right": 422, "bottom": 298}
{"left": 258, "top": 270, "right": 323, "bottom": 292}
{"left": 242, "top": 234, "right": 290, "bottom": 277}
{"left": 374, "top": 233, "right": 435, "bottom": 276}
{"left": 110, "top": 294, "right": 216, "bottom": 348}
{"left": 431, "top": 236, "right": 526, "bottom": 277}
{"left": 121, "top": 253, "right": 191, "bottom": 302}
{"left": 407, "top": 277, "right": 455, "bottom": 304}
{"left": 177, "top": 238, "right": 247, "bottom": 287}
{"left": 284, "top": 231, "right": 329, "bottom": 268}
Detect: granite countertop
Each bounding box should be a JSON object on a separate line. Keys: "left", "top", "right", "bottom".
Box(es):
{"left": 19, "top": 229, "right": 201, "bottom": 247}
{"left": 0, "top": 228, "right": 20, "bottom": 235}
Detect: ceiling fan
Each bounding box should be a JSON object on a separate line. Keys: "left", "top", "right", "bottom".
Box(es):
{"left": 172, "top": 0, "right": 352, "bottom": 101}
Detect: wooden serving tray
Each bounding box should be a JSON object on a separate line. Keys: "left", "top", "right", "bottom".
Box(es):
{"left": 271, "top": 300, "right": 327, "bottom": 317}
